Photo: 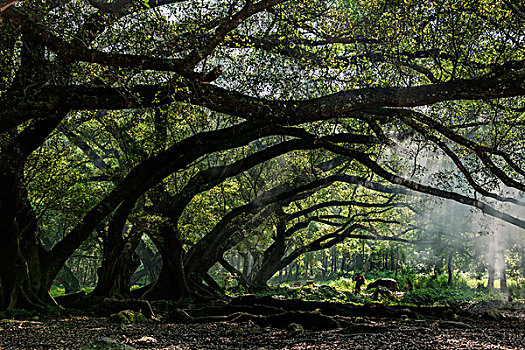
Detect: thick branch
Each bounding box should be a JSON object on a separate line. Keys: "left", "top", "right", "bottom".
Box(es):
{"left": 4, "top": 59, "right": 523, "bottom": 134}
{"left": 0, "top": 0, "right": 18, "bottom": 14}
{"left": 276, "top": 224, "right": 415, "bottom": 271}
{"left": 218, "top": 257, "right": 249, "bottom": 286}
{"left": 399, "top": 113, "right": 525, "bottom": 206}
{"left": 43, "top": 122, "right": 286, "bottom": 277}
{"left": 61, "top": 129, "right": 111, "bottom": 172}
{"left": 319, "top": 143, "right": 525, "bottom": 230}
{"left": 3, "top": 7, "right": 192, "bottom": 76}
{"left": 187, "top": 0, "right": 286, "bottom": 67}
{"left": 86, "top": 0, "right": 136, "bottom": 13}
{"left": 392, "top": 108, "right": 525, "bottom": 191}
{"left": 157, "top": 132, "right": 373, "bottom": 221}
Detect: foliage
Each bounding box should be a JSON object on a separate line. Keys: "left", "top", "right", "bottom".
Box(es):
{"left": 1, "top": 0, "right": 524, "bottom": 311}
{"left": 247, "top": 273, "right": 525, "bottom": 307}
{"left": 227, "top": 283, "right": 368, "bottom": 304}
{"left": 401, "top": 287, "right": 491, "bottom": 306}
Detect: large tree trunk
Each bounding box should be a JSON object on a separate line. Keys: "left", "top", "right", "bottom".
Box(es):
{"left": 0, "top": 175, "right": 51, "bottom": 310}
{"left": 0, "top": 246, "right": 48, "bottom": 310}
{"left": 135, "top": 239, "right": 161, "bottom": 284}
{"left": 251, "top": 220, "right": 287, "bottom": 287}
{"left": 92, "top": 240, "right": 141, "bottom": 299}
{"left": 1, "top": 31, "right": 91, "bottom": 311}
{"left": 142, "top": 225, "right": 188, "bottom": 301}
{"left": 91, "top": 201, "right": 141, "bottom": 299}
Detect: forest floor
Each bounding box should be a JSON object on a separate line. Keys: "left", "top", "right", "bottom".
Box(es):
{"left": 0, "top": 301, "right": 524, "bottom": 350}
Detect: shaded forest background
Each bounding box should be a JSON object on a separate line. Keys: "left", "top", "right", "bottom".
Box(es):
{"left": 0, "top": 0, "right": 524, "bottom": 312}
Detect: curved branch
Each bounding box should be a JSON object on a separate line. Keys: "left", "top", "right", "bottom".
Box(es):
{"left": 392, "top": 108, "right": 525, "bottom": 191}
{"left": 61, "top": 129, "right": 111, "bottom": 172}
{"left": 397, "top": 111, "right": 525, "bottom": 206}
{"left": 276, "top": 223, "right": 416, "bottom": 271}
{"left": 285, "top": 196, "right": 417, "bottom": 220}
{"left": 3, "top": 7, "right": 192, "bottom": 75}
{"left": 4, "top": 58, "right": 523, "bottom": 136}
{"left": 4, "top": 4, "right": 525, "bottom": 133}
{"left": 44, "top": 122, "right": 279, "bottom": 277}
{"left": 187, "top": 0, "right": 287, "bottom": 67}
{"left": 155, "top": 131, "right": 373, "bottom": 221}
{"left": 321, "top": 143, "right": 525, "bottom": 230}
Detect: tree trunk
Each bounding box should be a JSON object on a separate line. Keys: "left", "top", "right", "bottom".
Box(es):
{"left": 487, "top": 264, "right": 495, "bottom": 290}
{"left": 142, "top": 225, "right": 188, "bottom": 301}
{"left": 390, "top": 249, "right": 395, "bottom": 271}
{"left": 92, "top": 238, "right": 141, "bottom": 299}
{"left": 394, "top": 246, "right": 399, "bottom": 278}
{"left": 499, "top": 249, "right": 508, "bottom": 293}
{"left": 487, "top": 236, "right": 498, "bottom": 290}
{"left": 1, "top": 245, "right": 48, "bottom": 310}
{"left": 251, "top": 220, "right": 287, "bottom": 287}
{"left": 0, "top": 168, "right": 52, "bottom": 310}
{"left": 241, "top": 252, "right": 250, "bottom": 277}
{"left": 91, "top": 201, "right": 141, "bottom": 299}
{"left": 302, "top": 261, "right": 310, "bottom": 279}
{"left": 331, "top": 246, "right": 337, "bottom": 275}
{"left": 135, "top": 239, "right": 161, "bottom": 284}
{"left": 447, "top": 252, "right": 453, "bottom": 286}
{"left": 433, "top": 258, "right": 442, "bottom": 280}
{"left": 362, "top": 241, "right": 367, "bottom": 273}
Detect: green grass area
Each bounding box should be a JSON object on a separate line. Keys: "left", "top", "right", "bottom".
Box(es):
{"left": 265, "top": 273, "right": 525, "bottom": 306}
{"left": 48, "top": 272, "right": 524, "bottom": 307}
{"left": 50, "top": 286, "right": 94, "bottom": 298}
{"left": 50, "top": 286, "right": 66, "bottom": 298}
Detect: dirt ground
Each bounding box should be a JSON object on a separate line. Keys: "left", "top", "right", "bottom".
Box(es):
{"left": 1, "top": 307, "right": 524, "bottom": 350}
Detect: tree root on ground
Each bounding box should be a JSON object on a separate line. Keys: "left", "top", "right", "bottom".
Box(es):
{"left": 168, "top": 308, "right": 340, "bottom": 330}
{"left": 54, "top": 293, "right": 155, "bottom": 319}
{"left": 165, "top": 295, "right": 464, "bottom": 331}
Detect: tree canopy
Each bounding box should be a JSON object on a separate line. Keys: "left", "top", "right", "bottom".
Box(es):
{"left": 0, "top": 0, "right": 523, "bottom": 310}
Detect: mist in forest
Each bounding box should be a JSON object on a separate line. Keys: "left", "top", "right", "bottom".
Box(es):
{"left": 383, "top": 136, "right": 525, "bottom": 289}
{"left": 471, "top": 191, "right": 525, "bottom": 290}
